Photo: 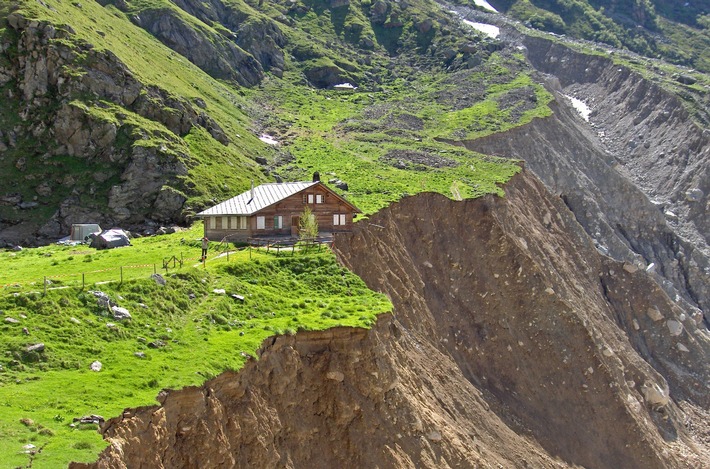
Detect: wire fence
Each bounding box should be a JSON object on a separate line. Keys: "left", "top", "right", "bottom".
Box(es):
{"left": 1, "top": 238, "right": 336, "bottom": 296}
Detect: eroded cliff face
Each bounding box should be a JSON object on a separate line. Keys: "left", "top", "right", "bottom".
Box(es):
{"left": 457, "top": 38, "right": 710, "bottom": 325}
{"left": 76, "top": 170, "right": 710, "bottom": 469}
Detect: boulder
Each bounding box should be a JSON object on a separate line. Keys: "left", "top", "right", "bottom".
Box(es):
{"left": 90, "top": 361, "right": 102, "bottom": 372}
{"left": 112, "top": 306, "right": 132, "bottom": 320}
{"left": 25, "top": 343, "right": 45, "bottom": 353}
{"left": 151, "top": 273, "right": 167, "bottom": 286}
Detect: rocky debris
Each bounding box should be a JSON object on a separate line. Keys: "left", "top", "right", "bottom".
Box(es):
{"left": 111, "top": 306, "right": 132, "bottom": 320}
{"left": 4, "top": 317, "right": 20, "bottom": 324}
{"left": 520, "top": 36, "right": 710, "bottom": 320}
{"left": 22, "top": 327, "right": 30, "bottom": 335}
{"left": 212, "top": 288, "right": 226, "bottom": 295}
{"left": 148, "top": 340, "right": 166, "bottom": 349}
{"left": 134, "top": 352, "right": 146, "bottom": 359}
{"left": 90, "top": 361, "right": 102, "bottom": 372}
{"left": 70, "top": 317, "right": 81, "bottom": 324}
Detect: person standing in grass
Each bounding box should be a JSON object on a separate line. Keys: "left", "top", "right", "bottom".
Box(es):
{"left": 201, "top": 236, "right": 209, "bottom": 261}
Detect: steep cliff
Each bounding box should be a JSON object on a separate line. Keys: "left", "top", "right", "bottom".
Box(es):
{"left": 455, "top": 36, "right": 710, "bottom": 326}
{"left": 76, "top": 170, "right": 710, "bottom": 468}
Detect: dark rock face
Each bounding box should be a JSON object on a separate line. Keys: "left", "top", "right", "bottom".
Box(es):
{"left": 132, "top": 9, "right": 263, "bottom": 86}
{"left": 157, "top": 0, "right": 286, "bottom": 79}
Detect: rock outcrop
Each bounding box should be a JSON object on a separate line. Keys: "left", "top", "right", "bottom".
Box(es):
{"left": 75, "top": 170, "right": 710, "bottom": 468}
{"left": 0, "top": 12, "right": 228, "bottom": 244}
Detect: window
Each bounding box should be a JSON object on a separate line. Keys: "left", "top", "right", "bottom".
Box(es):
{"left": 274, "top": 215, "right": 283, "bottom": 229}
{"left": 221, "top": 216, "right": 228, "bottom": 229}
{"left": 308, "top": 194, "right": 314, "bottom": 204}
{"left": 256, "top": 216, "right": 265, "bottom": 230}
{"left": 316, "top": 194, "right": 323, "bottom": 204}
{"left": 209, "top": 217, "right": 216, "bottom": 229}
{"left": 333, "top": 214, "right": 346, "bottom": 226}
{"left": 239, "top": 216, "right": 247, "bottom": 230}
{"left": 229, "top": 217, "right": 237, "bottom": 229}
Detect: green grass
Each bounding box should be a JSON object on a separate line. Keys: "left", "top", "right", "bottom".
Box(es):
{"left": 0, "top": 226, "right": 391, "bottom": 467}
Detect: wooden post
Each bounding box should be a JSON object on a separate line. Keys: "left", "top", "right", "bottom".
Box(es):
{"left": 82, "top": 273, "right": 85, "bottom": 290}
{"left": 120, "top": 266, "right": 123, "bottom": 284}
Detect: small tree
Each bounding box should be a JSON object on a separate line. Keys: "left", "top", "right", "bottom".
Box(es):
{"left": 298, "top": 206, "right": 318, "bottom": 241}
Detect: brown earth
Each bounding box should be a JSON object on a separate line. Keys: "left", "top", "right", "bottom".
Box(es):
{"left": 74, "top": 169, "right": 710, "bottom": 469}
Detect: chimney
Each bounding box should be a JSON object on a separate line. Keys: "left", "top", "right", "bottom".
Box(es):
{"left": 250, "top": 180, "right": 254, "bottom": 201}
{"left": 312, "top": 171, "right": 320, "bottom": 182}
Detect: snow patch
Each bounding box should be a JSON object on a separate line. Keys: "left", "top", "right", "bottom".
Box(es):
{"left": 462, "top": 20, "right": 500, "bottom": 38}
{"left": 259, "top": 134, "right": 279, "bottom": 145}
{"left": 333, "top": 83, "right": 357, "bottom": 90}
{"left": 565, "top": 95, "right": 591, "bottom": 122}
{"left": 472, "top": 0, "right": 498, "bottom": 13}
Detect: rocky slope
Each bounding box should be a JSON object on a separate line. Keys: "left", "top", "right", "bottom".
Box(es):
{"left": 453, "top": 26, "right": 710, "bottom": 324}
{"left": 75, "top": 170, "right": 710, "bottom": 468}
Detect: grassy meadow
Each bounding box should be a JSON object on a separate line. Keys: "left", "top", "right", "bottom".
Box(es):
{"left": 0, "top": 225, "right": 391, "bottom": 467}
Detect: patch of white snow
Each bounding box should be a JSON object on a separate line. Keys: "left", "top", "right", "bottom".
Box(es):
{"left": 565, "top": 95, "right": 591, "bottom": 121}
{"left": 472, "top": 0, "right": 498, "bottom": 12}
{"left": 333, "top": 83, "right": 357, "bottom": 90}
{"left": 259, "top": 134, "right": 279, "bottom": 145}
{"left": 462, "top": 20, "right": 500, "bottom": 38}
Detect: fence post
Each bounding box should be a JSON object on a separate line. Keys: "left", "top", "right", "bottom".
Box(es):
{"left": 120, "top": 266, "right": 123, "bottom": 284}
{"left": 43, "top": 276, "right": 47, "bottom": 296}
{"left": 82, "top": 273, "right": 85, "bottom": 290}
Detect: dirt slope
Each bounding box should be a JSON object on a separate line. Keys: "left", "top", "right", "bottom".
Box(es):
{"left": 75, "top": 170, "right": 710, "bottom": 468}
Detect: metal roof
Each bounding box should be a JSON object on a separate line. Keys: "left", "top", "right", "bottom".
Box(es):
{"left": 197, "top": 182, "right": 319, "bottom": 216}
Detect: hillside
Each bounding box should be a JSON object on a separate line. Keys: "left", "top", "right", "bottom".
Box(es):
{"left": 0, "top": 0, "right": 709, "bottom": 467}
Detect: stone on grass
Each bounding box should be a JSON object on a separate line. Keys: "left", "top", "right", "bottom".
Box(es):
{"left": 151, "top": 273, "right": 166, "bottom": 286}
{"left": 112, "top": 306, "right": 132, "bottom": 320}
{"left": 134, "top": 352, "right": 146, "bottom": 358}
{"left": 70, "top": 317, "right": 81, "bottom": 324}
{"left": 4, "top": 317, "right": 19, "bottom": 324}
{"left": 213, "top": 288, "right": 226, "bottom": 294}
{"left": 25, "top": 343, "right": 45, "bottom": 353}
{"left": 90, "top": 360, "right": 102, "bottom": 372}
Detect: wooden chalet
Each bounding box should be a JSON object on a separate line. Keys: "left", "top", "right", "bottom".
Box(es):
{"left": 196, "top": 176, "right": 361, "bottom": 241}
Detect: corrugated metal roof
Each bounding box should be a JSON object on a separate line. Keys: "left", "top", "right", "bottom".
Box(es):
{"left": 197, "top": 182, "right": 318, "bottom": 216}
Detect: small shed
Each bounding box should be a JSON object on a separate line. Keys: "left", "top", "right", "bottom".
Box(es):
{"left": 70, "top": 224, "right": 102, "bottom": 241}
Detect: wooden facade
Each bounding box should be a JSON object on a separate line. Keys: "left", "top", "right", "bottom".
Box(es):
{"left": 198, "top": 182, "right": 360, "bottom": 242}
